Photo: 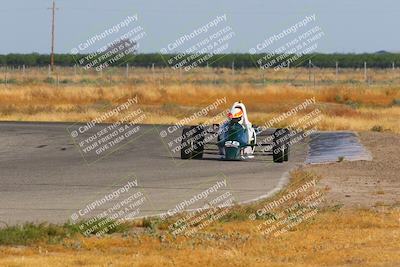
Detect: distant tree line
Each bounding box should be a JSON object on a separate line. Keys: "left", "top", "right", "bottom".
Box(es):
{"left": 0, "top": 53, "right": 399, "bottom": 68}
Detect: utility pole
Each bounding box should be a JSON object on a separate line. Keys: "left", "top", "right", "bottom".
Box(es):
{"left": 335, "top": 61, "right": 338, "bottom": 82}
{"left": 48, "top": 1, "right": 58, "bottom": 72}
{"left": 364, "top": 61, "right": 367, "bottom": 82}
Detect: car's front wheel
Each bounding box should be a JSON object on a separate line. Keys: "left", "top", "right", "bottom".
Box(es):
{"left": 180, "top": 126, "right": 204, "bottom": 159}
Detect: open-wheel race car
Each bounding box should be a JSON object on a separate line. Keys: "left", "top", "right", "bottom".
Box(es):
{"left": 180, "top": 102, "right": 291, "bottom": 162}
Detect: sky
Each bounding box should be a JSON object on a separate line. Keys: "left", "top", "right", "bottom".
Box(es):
{"left": 0, "top": 0, "right": 398, "bottom": 54}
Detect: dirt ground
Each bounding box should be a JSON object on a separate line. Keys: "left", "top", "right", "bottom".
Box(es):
{"left": 308, "top": 131, "right": 400, "bottom": 210}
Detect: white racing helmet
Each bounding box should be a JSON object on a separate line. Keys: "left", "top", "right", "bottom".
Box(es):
{"left": 227, "top": 101, "right": 251, "bottom": 126}
{"left": 228, "top": 106, "right": 244, "bottom": 122}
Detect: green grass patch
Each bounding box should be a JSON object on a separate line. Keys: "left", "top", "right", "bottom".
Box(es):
{"left": 0, "top": 222, "right": 80, "bottom": 245}
{"left": 0, "top": 219, "right": 132, "bottom": 245}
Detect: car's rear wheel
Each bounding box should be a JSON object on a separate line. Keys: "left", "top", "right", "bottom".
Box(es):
{"left": 180, "top": 127, "right": 192, "bottom": 159}
{"left": 273, "top": 128, "right": 289, "bottom": 163}
{"left": 282, "top": 129, "right": 290, "bottom": 161}
{"left": 283, "top": 145, "right": 290, "bottom": 161}
{"left": 273, "top": 144, "right": 284, "bottom": 163}
{"left": 192, "top": 126, "right": 205, "bottom": 159}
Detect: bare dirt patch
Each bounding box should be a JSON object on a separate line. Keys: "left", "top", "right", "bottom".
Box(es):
{"left": 307, "top": 131, "right": 400, "bottom": 209}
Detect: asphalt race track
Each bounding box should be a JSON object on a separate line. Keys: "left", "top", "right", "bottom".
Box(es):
{"left": 0, "top": 122, "right": 308, "bottom": 225}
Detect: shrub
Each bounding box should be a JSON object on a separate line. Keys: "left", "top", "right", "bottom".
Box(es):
{"left": 392, "top": 99, "right": 400, "bottom": 106}
{"left": 43, "top": 77, "right": 55, "bottom": 83}
{"left": 371, "top": 125, "right": 383, "bottom": 132}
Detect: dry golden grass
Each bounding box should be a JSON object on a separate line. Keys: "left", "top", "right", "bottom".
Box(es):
{"left": 1, "top": 67, "right": 400, "bottom": 133}
{"left": 0, "top": 169, "right": 398, "bottom": 267}
{"left": 0, "top": 210, "right": 399, "bottom": 267}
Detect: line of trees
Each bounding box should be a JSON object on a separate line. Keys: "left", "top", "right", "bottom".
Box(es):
{"left": 0, "top": 53, "right": 399, "bottom": 68}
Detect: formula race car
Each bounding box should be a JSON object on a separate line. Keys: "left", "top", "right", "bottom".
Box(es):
{"left": 180, "top": 101, "right": 291, "bottom": 162}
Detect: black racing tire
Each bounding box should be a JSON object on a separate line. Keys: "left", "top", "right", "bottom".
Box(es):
{"left": 273, "top": 145, "right": 284, "bottom": 163}
{"left": 192, "top": 126, "right": 205, "bottom": 159}
{"left": 180, "top": 126, "right": 205, "bottom": 160}
{"left": 283, "top": 145, "right": 290, "bottom": 161}
{"left": 273, "top": 128, "right": 286, "bottom": 163}
{"left": 282, "top": 129, "right": 290, "bottom": 161}
{"left": 249, "top": 130, "right": 256, "bottom": 153}
{"left": 180, "top": 127, "right": 192, "bottom": 159}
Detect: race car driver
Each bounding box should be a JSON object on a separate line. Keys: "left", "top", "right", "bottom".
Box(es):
{"left": 218, "top": 101, "right": 255, "bottom": 158}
